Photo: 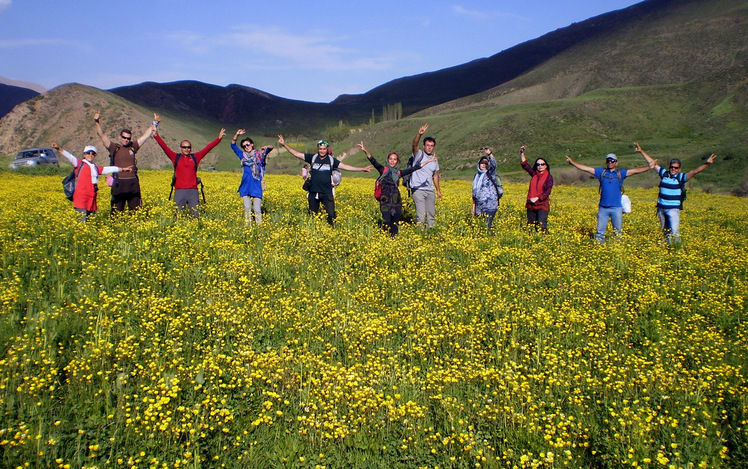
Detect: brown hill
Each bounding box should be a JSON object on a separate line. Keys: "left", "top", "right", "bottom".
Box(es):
{"left": 0, "top": 84, "right": 227, "bottom": 169}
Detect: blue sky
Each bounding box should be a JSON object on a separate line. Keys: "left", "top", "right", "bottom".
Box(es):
{"left": 0, "top": 0, "right": 640, "bottom": 103}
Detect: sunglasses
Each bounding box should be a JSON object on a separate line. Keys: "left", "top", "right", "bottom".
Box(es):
{"left": 242, "top": 143, "right": 252, "bottom": 148}
{"left": 669, "top": 165, "right": 681, "bottom": 169}
{"left": 606, "top": 159, "right": 617, "bottom": 163}
{"left": 536, "top": 162, "right": 547, "bottom": 166}
{"left": 85, "top": 151, "right": 97, "bottom": 156}
{"left": 120, "top": 135, "right": 132, "bottom": 140}
{"left": 181, "top": 145, "right": 191, "bottom": 149}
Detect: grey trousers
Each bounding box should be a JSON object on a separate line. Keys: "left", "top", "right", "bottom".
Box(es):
{"left": 174, "top": 188, "right": 200, "bottom": 218}
{"left": 242, "top": 196, "right": 262, "bottom": 225}
{"left": 411, "top": 189, "right": 436, "bottom": 227}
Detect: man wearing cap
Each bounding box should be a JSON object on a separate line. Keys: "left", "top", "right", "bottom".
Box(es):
{"left": 408, "top": 123, "right": 442, "bottom": 228}
{"left": 94, "top": 111, "right": 156, "bottom": 214}
{"left": 51, "top": 143, "right": 132, "bottom": 221}
{"left": 634, "top": 142, "right": 717, "bottom": 243}
{"left": 566, "top": 152, "right": 651, "bottom": 242}
{"left": 277, "top": 136, "right": 371, "bottom": 226}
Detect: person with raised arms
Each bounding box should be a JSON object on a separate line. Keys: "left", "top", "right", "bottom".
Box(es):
{"left": 277, "top": 135, "right": 371, "bottom": 226}
{"left": 407, "top": 124, "right": 442, "bottom": 228}
{"left": 52, "top": 143, "right": 132, "bottom": 221}
{"left": 230, "top": 129, "right": 272, "bottom": 226}
{"left": 635, "top": 142, "right": 717, "bottom": 243}
{"left": 153, "top": 115, "right": 225, "bottom": 218}
{"left": 471, "top": 147, "right": 504, "bottom": 230}
{"left": 358, "top": 141, "right": 436, "bottom": 236}
{"left": 93, "top": 111, "right": 155, "bottom": 214}
{"left": 520, "top": 145, "right": 553, "bottom": 233}
{"left": 566, "top": 151, "right": 651, "bottom": 242}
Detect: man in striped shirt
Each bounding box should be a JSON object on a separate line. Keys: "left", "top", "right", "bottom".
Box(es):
{"left": 635, "top": 142, "right": 717, "bottom": 243}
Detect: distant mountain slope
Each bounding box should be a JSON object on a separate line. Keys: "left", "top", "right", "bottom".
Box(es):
{"left": 331, "top": 0, "right": 697, "bottom": 112}
{"left": 109, "top": 81, "right": 361, "bottom": 135}
{"left": 0, "top": 84, "right": 39, "bottom": 118}
{"left": 421, "top": 0, "right": 747, "bottom": 115}
{"left": 107, "top": 0, "right": 737, "bottom": 132}
{"left": 0, "top": 76, "right": 47, "bottom": 93}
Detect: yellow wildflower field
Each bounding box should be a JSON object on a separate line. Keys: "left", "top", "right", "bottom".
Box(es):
{"left": 0, "top": 170, "right": 746, "bottom": 468}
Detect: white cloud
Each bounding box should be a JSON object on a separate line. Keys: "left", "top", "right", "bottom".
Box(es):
{"left": 0, "top": 38, "right": 90, "bottom": 51}
{"left": 0, "top": 0, "right": 10, "bottom": 13}
{"left": 452, "top": 5, "right": 527, "bottom": 22}
{"left": 0, "top": 38, "right": 54, "bottom": 48}
{"left": 165, "top": 24, "right": 397, "bottom": 72}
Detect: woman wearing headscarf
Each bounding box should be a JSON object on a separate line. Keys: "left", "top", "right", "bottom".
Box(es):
{"left": 520, "top": 145, "right": 554, "bottom": 233}
{"left": 358, "top": 141, "right": 436, "bottom": 236}
{"left": 231, "top": 129, "right": 272, "bottom": 225}
{"left": 471, "top": 147, "right": 503, "bottom": 229}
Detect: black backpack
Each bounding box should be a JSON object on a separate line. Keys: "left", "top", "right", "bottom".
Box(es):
{"left": 402, "top": 152, "right": 425, "bottom": 196}
{"left": 599, "top": 168, "right": 624, "bottom": 194}
{"left": 663, "top": 170, "right": 687, "bottom": 209}
{"left": 62, "top": 162, "right": 87, "bottom": 201}
{"left": 168, "top": 154, "right": 205, "bottom": 203}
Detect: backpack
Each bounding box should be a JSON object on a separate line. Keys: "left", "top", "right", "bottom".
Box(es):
{"left": 374, "top": 166, "right": 396, "bottom": 201}
{"left": 600, "top": 169, "right": 630, "bottom": 213}
{"left": 109, "top": 143, "right": 120, "bottom": 166}
{"left": 168, "top": 153, "right": 205, "bottom": 203}
{"left": 488, "top": 168, "right": 504, "bottom": 199}
{"left": 599, "top": 168, "right": 624, "bottom": 194}
{"left": 676, "top": 173, "right": 687, "bottom": 208}
{"left": 62, "top": 161, "right": 88, "bottom": 201}
{"left": 108, "top": 143, "right": 139, "bottom": 184}
{"left": 402, "top": 152, "right": 426, "bottom": 195}
{"left": 311, "top": 154, "right": 341, "bottom": 187}
{"left": 108, "top": 142, "right": 140, "bottom": 165}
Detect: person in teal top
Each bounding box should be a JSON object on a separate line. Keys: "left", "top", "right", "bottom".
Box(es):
{"left": 635, "top": 142, "right": 717, "bottom": 243}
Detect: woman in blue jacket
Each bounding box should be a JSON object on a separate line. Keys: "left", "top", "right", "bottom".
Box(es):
{"left": 231, "top": 129, "right": 272, "bottom": 225}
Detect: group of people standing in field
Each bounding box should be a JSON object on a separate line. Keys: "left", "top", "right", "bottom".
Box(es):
{"left": 52, "top": 114, "right": 717, "bottom": 243}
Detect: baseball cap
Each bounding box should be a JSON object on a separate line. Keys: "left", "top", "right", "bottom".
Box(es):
{"left": 84, "top": 145, "right": 98, "bottom": 154}
{"left": 606, "top": 153, "right": 618, "bottom": 162}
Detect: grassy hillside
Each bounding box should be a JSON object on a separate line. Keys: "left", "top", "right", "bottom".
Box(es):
{"left": 331, "top": 81, "right": 747, "bottom": 194}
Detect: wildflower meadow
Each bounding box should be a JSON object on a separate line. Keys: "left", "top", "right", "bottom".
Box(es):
{"left": 0, "top": 170, "right": 746, "bottom": 468}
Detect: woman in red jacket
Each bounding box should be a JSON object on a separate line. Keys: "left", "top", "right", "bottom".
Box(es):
{"left": 520, "top": 145, "right": 554, "bottom": 233}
